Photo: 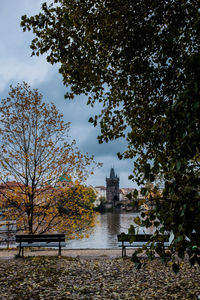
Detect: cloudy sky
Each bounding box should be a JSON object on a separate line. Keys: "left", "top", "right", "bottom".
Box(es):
{"left": 0, "top": 0, "right": 137, "bottom": 188}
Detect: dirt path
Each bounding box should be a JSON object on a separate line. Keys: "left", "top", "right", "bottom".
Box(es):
{"left": 0, "top": 248, "right": 133, "bottom": 259}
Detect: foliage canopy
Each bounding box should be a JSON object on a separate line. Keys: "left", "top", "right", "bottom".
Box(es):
{"left": 21, "top": 1, "right": 200, "bottom": 267}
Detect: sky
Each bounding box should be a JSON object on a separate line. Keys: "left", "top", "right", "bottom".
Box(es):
{"left": 0, "top": 0, "right": 137, "bottom": 188}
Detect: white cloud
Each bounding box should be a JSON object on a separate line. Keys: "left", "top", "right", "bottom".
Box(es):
{"left": 0, "top": 57, "right": 52, "bottom": 92}
{"left": 0, "top": 0, "right": 52, "bottom": 92}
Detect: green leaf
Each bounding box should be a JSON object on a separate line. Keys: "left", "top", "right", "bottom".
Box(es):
{"left": 120, "top": 232, "right": 128, "bottom": 241}
{"left": 176, "top": 161, "right": 181, "bottom": 171}
{"left": 131, "top": 252, "right": 142, "bottom": 269}
{"left": 141, "top": 188, "right": 148, "bottom": 196}
{"left": 129, "top": 235, "right": 136, "bottom": 243}
{"left": 189, "top": 256, "right": 197, "bottom": 266}
{"left": 154, "top": 221, "right": 160, "bottom": 227}
{"left": 128, "top": 225, "right": 135, "bottom": 236}
{"left": 88, "top": 117, "right": 93, "bottom": 123}
{"left": 126, "top": 192, "right": 132, "bottom": 200}
{"left": 175, "top": 235, "right": 184, "bottom": 243}
{"left": 133, "top": 189, "right": 138, "bottom": 198}
{"left": 134, "top": 261, "right": 142, "bottom": 270}
{"left": 172, "top": 263, "right": 179, "bottom": 274}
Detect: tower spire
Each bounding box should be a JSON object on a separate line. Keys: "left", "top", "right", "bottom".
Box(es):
{"left": 110, "top": 167, "right": 115, "bottom": 178}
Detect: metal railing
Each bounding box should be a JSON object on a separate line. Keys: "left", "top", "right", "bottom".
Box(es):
{"left": 0, "top": 220, "right": 16, "bottom": 248}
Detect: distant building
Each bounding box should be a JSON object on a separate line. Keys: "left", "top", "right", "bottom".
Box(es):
{"left": 120, "top": 188, "right": 135, "bottom": 201}
{"left": 106, "top": 168, "right": 120, "bottom": 207}
{"left": 92, "top": 186, "right": 106, "bottom": 207}
{"left": 56, "top": 173, "right": 72, "bottom": 188}
{"left": 95, "top": 186, "right": 106, "bottom": 198}
{"left": 0, "top": 181, "right": 25, "bottom": 209}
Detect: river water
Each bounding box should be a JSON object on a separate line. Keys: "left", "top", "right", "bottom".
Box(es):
{"left": 65, "top": 212, "right": 154, "bottom": 249}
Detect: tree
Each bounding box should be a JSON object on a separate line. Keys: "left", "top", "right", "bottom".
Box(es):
{"left": 21, "top": 1, "right": 200, "bottom": 267}
{"left": 0, "top": 82, "right": 99, "bottom": 235}
{"left": 94, "top": 196, "right": 106, "bottom": 213}
{"left": 48, "top": 183, "right": 97, "bottom": 238}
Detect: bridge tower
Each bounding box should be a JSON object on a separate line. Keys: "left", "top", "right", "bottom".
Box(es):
{"left": 106, "top": 168, "right": 119, "bottom": 207}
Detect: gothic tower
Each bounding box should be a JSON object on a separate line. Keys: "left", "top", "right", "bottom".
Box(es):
{"left": 106, "top": 168, "right": 120, "bottom": 206}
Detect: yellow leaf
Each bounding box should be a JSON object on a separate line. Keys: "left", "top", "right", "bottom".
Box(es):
{"left": 134, "top": 216, "right": 141, "bottom": 225}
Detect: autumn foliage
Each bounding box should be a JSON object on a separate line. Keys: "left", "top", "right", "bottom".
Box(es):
{"left": 0, "top": 181, "right": 96, "bottom": 237}
{"left": 0, "top": 83, "right": 99, "bottom": 235}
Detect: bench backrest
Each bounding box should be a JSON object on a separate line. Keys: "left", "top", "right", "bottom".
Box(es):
{"left": 117, "top": 234, "right": 169, "bottom": 242}
{"left": 16, "top": 234, "right": 65, "bottom": 243}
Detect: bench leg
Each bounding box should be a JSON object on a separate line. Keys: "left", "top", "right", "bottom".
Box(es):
{"left": 18, "top": 243, "right": 24, "bottom": 257}
{"left": 59, "top": 244, "right": 61, "bottom": 256}
{"left": 122, "top": 246, "right": 126, "bottom": 257}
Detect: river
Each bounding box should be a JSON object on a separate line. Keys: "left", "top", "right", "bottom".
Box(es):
{"left": 65, "top": 212, "right": 154, "bottom": 249}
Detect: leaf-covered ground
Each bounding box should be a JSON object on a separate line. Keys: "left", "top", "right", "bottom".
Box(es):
{"left": 0, "top": 256, "right": 199, "bottom": 299}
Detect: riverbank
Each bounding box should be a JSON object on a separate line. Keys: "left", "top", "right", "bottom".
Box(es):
{"left": 0, "top": 255, "right": 199, "bottom": 299}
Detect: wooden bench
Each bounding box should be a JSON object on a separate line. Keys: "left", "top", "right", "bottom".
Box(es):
{"left": 117, "top": 233, "right": 169, "bottom": 257}
{"left": 16, "top": 234, "right": 65, "bottom": 257}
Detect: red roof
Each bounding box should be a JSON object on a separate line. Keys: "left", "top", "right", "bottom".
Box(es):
{"left": 95, "top": 186, "right": 106, "bottom": 190}
{"left": 0, "top": 181, "right": 25, "bottom": 190}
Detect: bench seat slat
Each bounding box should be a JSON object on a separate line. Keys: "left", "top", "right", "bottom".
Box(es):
{"left": 118, "top": 242, "right": 169, "bottom": 248}
{"left": 16, "top": 234, "right": 65, "bottom": 241}
{"left": 17, "top": 242, "right": 66, "bottom": 247}
{"left": 117, "top": 233, "right": 169, "bottom": 257}
{"left": 117, "top": 234, "right": 169, "bottom": 242}
{"left": 16, "top": 234, "right": 65, "bottom": 257}
{"left": 16, "top": 238, "right": 65, "bottom": 243}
